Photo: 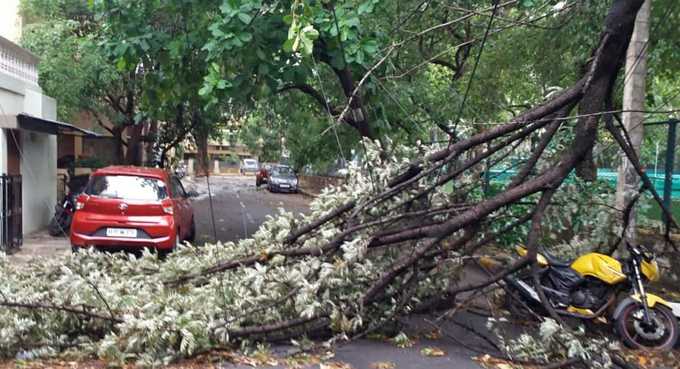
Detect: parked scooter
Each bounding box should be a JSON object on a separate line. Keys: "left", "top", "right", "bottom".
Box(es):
{"left": 48, "top": 192, "right": 77, "bottom": 236}
{"left": 48, "top": 174, "right": 89, "bottom": 237}
{"left": 504, "top": 242, "right": 679, "bottom": 350}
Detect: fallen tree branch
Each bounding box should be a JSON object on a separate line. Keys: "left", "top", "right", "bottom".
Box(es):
{"left": 0, "top": 300, "right": 122, "bottom": 324}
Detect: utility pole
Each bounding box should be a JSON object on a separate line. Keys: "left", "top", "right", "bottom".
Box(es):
{"left": 615, "top": 0, "right": 651, "bottom": 241}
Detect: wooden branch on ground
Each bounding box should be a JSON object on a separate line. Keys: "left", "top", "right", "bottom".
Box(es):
{"left": 227, "top": 315, "right": 329, "bottom": 339}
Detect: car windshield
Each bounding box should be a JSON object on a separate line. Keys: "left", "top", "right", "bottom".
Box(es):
{"left": 86, "top": 175, "right": 168, "bottom": 201}
{"left": 272, "top": 166, "right": 294, "bottom": 176}
{"left": 244, "top": 159, "right": 257, "bottom": 166}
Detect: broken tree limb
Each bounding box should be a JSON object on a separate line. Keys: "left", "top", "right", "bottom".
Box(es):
{"left": 0, "top": 300, "right": 122, "bottom": 324}
{"left": 605, "top": 118, "right": 680, "bottom": 252}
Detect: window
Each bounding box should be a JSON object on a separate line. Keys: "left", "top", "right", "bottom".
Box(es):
{"left": 86, "top": 175, "right": 168, "bottom": 201}
{"left": 272, "top": 166, "right": 294, "bottom": 176}
{"left": 171, "top": 177, "right": 187, "bottom": 198}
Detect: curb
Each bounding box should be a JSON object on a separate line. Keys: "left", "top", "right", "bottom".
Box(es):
{"left": 299, "top": 188, "right": 318, "bottom": 198}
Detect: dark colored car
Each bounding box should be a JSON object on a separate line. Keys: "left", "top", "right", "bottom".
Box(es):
{"left": 70, "top": 166, "right": 197, "bottom": 255}
{"left": 267, "top": 165, "right": 298, "bottom": 193}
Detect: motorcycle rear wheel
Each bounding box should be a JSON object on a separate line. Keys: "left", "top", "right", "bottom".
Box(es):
{"left": 48, "top": 211, "right": 70, "bottom": 236}
{"left": 615, "top": 303, "right": 679, "bottom": 351}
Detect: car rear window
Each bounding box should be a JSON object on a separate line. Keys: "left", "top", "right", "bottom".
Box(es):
{"left": 244, "top": 159, "right": 257, "bottom": 166}
{"left": 86, "top": 175, "right": 168, "bottom": 201}
{"left": 272, "top": 166, "right": 294, "bottom": 176}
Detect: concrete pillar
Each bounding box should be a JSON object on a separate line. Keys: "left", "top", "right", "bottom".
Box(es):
{"left": 213, "top": 160, "right": 220, "bottom": 174}
{"left": 74, "top": 135, "right": 83, "bottom": 159}
{"left": 187, "top": 159, "right": 194, "bottom": 175}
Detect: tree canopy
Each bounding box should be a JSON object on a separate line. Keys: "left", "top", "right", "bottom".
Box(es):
{"left": 19, "top": 0, "right": 680, "bottom": 170}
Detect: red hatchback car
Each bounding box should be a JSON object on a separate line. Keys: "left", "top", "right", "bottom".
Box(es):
{"left": 70, "top": 166, "right": 196, "bottom": 255}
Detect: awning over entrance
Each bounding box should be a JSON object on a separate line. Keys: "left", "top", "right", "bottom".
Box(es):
{"left": 0, "top": 113, "right": 102, "bottom": 137}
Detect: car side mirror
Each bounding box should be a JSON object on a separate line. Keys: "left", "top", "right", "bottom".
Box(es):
{"left": 186, "top": 190, "right": 199, "bottom": 198}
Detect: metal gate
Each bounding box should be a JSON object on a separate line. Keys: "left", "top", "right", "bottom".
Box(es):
{"left": 0, "top": 175, "right": 22, "bottom": 251}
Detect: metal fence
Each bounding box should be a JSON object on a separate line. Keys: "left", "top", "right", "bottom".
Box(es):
{"left": 0, "top": 175, "right": 22, "bottom": 252}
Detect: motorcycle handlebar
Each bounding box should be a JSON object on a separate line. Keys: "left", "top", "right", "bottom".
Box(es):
{"left": 625, "top": 241, "right": 655, "bottom": 262}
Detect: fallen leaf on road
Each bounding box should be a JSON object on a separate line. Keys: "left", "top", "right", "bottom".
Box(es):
{"left": 424, "top": 329, "right": 442, "bottom": 340}
{"left": 420, "top": 347, "right": 446, "bottom": 357}
{"left": 369, "top": 361, "right": 396, "bottom": 369}
{"left": 390, "top": 332, "right": 414, "bottom": 348}
{"left": 320, "top": 361, "right": 352, "bottom": 369}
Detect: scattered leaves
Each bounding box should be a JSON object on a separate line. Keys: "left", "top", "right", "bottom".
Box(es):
{"left": 420, "top": 347, "right": 446, "bottom": 357}
{"left": 390, "top": 332, "right": 414, "bottom": 348}
{"left": 369, "top": 361, "right": 395, "bottom": 369}
{"left": 424, "top": 329, "right": 442, "bottom": 340}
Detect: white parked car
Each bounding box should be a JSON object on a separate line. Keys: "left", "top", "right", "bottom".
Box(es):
{"left": 240, "top": 158, "right": 259, "bottom": 175}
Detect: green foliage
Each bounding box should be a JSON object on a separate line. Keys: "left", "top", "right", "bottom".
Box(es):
{"left": 20, "top": 9, "right": 119, "bottom": 123}
{"left": 19, "top": 0, "right": 680, "bottom": 170}
{"left": 74, "top": 157, "right": 107, "bottom": 169}
{"left": 238, "top": 99, "right": 360, "bottom": 172}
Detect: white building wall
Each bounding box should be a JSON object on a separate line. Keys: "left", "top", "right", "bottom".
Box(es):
{"left": 21, "top": 90, "right": 57, "bottom": 234}
{"left": 0, "top": 0, "right": 21, "bottom": 43}
{"left": 0, "top": 51, "right": 58, "bottom": 235}
{"left": 0, "top": 80, "right": 24, "bottom": 174}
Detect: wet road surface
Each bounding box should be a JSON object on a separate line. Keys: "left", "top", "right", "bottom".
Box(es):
{"left": 183, "top": 175, "right": 311, "bottom": 245}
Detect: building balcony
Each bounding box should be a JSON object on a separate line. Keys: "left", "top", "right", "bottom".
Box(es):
{"left": 0, "top": 35, "right": 39, "bottom": 85}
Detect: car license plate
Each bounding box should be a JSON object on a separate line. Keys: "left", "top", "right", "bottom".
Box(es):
{"left": 280, "top": 183, "right": 290, "bottom": 188}
{"left": 106, "top": 228, "right": 137, "bottom": 238}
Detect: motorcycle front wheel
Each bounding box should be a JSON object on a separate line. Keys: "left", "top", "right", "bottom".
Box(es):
{"left": 48, "top": 209, "right": 71, "bottom": 236}
{"left": 615, "top": 303, "right": 679, "bottom": 350}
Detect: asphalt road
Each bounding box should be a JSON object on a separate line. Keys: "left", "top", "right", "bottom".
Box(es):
{"left": 219, "top": 313, "right": 489, "bottom": 369}
{"left": 183, "top": 175, "right": 311, "bottom": 245}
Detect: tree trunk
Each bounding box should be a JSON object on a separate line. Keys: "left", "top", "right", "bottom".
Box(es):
{"left": 145, "top": 120, "right": 159, "bottom": 166}
{"left": 112, "top": 126, "right": 125, "bottom": 164}
{"left": 615, "top": 0, "right": 651, "bottom": 241}
{"left": 125, "top": 124, "right": 144, "bottom": 166}
{"left": 194, "top": 113, "right": 210, "bottom": 176}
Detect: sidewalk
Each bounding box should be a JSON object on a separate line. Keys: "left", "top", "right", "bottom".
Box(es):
{"left": 8, "top": 230, "right": 69, "bottom": 263}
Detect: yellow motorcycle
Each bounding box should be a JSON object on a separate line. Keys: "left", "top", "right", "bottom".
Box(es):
{"left": 505, "top": 242, "right": 679, "bottom": 350}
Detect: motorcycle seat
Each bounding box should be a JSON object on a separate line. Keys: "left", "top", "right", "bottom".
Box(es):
{"left": 540, "top": 248, "right": 571, "bottom": 268}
